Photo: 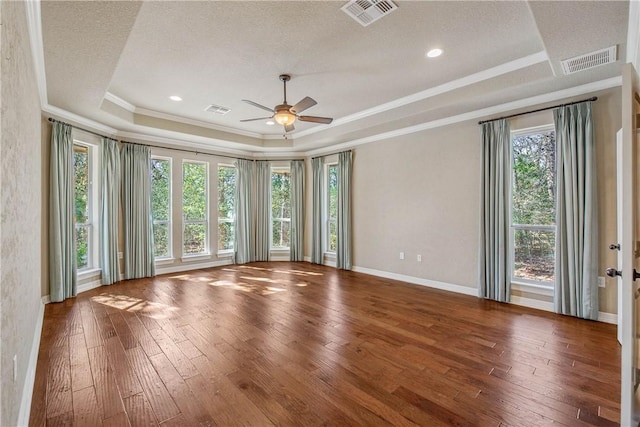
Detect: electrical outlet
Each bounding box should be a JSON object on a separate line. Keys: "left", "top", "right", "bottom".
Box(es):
{"left": 13, "top": 355, "right": 17, "bottom": 383}
{"left": 399, "top": 252, "right": 404, "bottom": 260}
{"left": 417, "top": 254, "right": 422, "bottom": 262}
{"left": 598, "top": 276, "right": 606, "bottom": 288}
{"left": 118, "top": 252, "right": 123, "bottom": 259}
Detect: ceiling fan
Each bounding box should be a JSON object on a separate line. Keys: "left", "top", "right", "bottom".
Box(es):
{"left": 241, "top": 74, "right": 333, "bottom": 133}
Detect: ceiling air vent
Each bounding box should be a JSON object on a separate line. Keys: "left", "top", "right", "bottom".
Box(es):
{"left": 204, "top": 104, "right": 231, "bottom": 115}
{"left": 341, "top": 0, "right": 397, "bottom": 27}
{"left": 560, "top": 45, "right": 617, "bottom": 75}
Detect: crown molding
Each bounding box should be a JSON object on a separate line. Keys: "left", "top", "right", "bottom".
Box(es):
{"left": 103, "top": 91, "right": 136, "bottom": 112}
{"left": 293, "top": 50, "right": 550, "bottom": 140}
{"left": 43, "top": 104, "right": 119, "bottom": 135}
{"left": 303, "top": 76, "right": 622, "bottom": 157}
{"left": 25, "top": 0, "right": 47, "bottom": 108}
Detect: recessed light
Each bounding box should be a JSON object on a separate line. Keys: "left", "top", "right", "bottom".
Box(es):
{"left": 426, "top": 48, "right": 443, "bottom": 58}
{"left": 266, "top": 121, "right": 275, "bottom": 126}
{"left": 169, "top": 95, "right": 182, "bottom": 102}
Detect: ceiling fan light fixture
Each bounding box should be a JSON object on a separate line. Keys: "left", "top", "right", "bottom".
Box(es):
{"left": 274, "top": 106, "right": 296, "bottom": 125}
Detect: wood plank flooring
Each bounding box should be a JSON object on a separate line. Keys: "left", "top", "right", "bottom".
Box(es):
{"left": 29, "top": 262, "right": 621, "bottom": 426}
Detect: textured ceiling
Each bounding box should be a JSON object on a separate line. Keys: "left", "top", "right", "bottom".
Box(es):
{"left": 40, "top": 0, "right": 629, "bottom": 152}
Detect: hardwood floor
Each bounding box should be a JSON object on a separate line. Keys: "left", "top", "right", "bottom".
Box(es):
{"left": 29, "top": 262, "right": 621, "bottom": 426}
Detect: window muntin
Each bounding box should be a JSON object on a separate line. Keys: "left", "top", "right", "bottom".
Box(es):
{"left": 183, "top": 161, "right": 208, "bottom": 255}
{"left": 218, "top": 165, "right": 236, "bottom": 252}
{"left": 151, "top": 158, "right": 172, "bottom": 259}
{"left": 511, "top": 128, "right": 556, "bottom": 285}
{"left": 271, "top": 168, "right": 291, "bottom": 249}
{"left": 74, "top": 145, "right": 91, "bottom": 269}
{"left": 326, "top": 163, "right": 338, "bottom": 253}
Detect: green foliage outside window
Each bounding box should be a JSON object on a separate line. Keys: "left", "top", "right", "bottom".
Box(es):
{"left": 327, "top": 165, "right": 338, "bottom": 252}
{"left": 74, "top": 148, "right": 89, "bottom": 269}
{"left": 512, "top": 131, "right": 556, "bottom": 282}
{"left": 271, "top": 170, "right": 291, "bottom": 248}
{"left": 151, "top": 159, "right": 171, "bottom": 258}
{"left": 218, "top": 166, "right": 236, "bottom": 251}
{"left": 183, "top": 162, "right": 207, "bottom": 254}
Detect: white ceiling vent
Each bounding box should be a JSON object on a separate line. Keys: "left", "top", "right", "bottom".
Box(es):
{"left": 204, "top": 104, "right": 231, "bottom": 115}
{"left": 341, "top": 0, "right": 397, "bottom": 27}
{"left": 560, "top": 45, "right": 617, "bottom": 75}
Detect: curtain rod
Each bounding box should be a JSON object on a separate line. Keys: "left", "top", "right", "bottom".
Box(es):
{"left": 311, "top": 149, "right": 352, "bottom": 160}
{"left": 48, "top": 117, "right": 303, "bottom": 162}
{"left": 477, "top": 96, "right": 597, "bottom": 125}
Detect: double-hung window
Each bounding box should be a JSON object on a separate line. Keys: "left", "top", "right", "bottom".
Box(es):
{"left": 183, "top": 161, "right": 208, "bottom": 255}
{"left": 73, "top": 143, "right": 98, "bottom": 271}
{"left": 271, "top": 167, "right": 291, "bottom": 249}
{"left": 510, "top": 126, "right": 556, "bottom": 287}
{"left": 326, "top": 163, "right": 338, "bottom": 253}
{"left": 217, "top": 165, "right": 236, "bottom": 252}
{"left": 151, "top": 157, "right": 172, "bottom": 259}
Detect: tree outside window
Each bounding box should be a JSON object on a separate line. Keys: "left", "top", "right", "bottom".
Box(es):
{"left": 151, "top": 158, "right": 171, "bottom": 258}
{"left": 218, "top": 165, "right": 236, "bottom": 251}
{"left": 271, "top": 169, "right": 291, "bottom": 249}
{"left": 183, "top": 161, "right": 208, "bottom": 255}
{"left": 327, "top": 164, "right": 338, "bottom": 253}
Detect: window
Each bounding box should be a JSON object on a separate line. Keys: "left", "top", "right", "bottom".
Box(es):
{"left": 326, "top": 163, "right": 338, "bottom": 253}
{"left": 183, "top": 161, "right": 208, "bottom": 255}
{"left": 218, "top": 165, "right": 236, "bottom": 252}
{"left": 271, "top": 168, "right": 291, "bottom": 249}
{"left": 73, "top": 143, "right": 98, "bottom": 270}
{"left": 151, "top": 158, "right": 172, "bottom": 259}
{"left": 511, "top": 127, "right": 556, "bottom": 286}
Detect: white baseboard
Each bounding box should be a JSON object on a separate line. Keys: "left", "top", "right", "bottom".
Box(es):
{"left": 510, "top": 295, "right": 618, "bottom": 324}
{"left": 17, "top": 300, "right": 45, "bottom": 427}
{"left": 270, "top": 255, "right": 291, "bottom": 262}
{"left": 155, "top": 258, "right": 233, "bottom": 275}
{"left": 597, "top": 311, "right": 618, "bottom": 325}
{"left": 77, "top": 279, "right": 102, "bottom": 294}
{"left": 352, "top": 265, "right": 478, "bottom": 296}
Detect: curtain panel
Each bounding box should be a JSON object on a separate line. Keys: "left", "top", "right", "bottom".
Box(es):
{"left": 234, "top": 159, "right": 255, "bottom": 264}
{"left": 554, "top": 102, "right": 598, "bottom": 320}
{"left": 290, "top": 160, "right": 305, "bottom": 261}
{"left": 121, "top": 143, "right": 155, "bottom": 279}
{"left": 49, "top": 122, "right": 77, "bottom": 302}
{"left": 479, "top": 119, "right": 511, "bottom": 302}
{"left": 311, "top": 157, "right": 324, "bottom": 264}
{"left": 337, "top": 151, "right": 353, "bottom": 270}
{"left": 255, "top": 161, "right": 271, "bottom": 261}
{"left": 100, "top": 138, "right": 120, "bottom": 285}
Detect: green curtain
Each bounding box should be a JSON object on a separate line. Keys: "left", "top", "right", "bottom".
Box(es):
{"left": 311, "top": 157, "right": 323, "bottom": 264}
{"left": 100, "top": 138, "right": 120, "bottom": 285}
{"left": 121, "top": 143, "right": 155, "bottom": 279}
{"left": 337, "top": 151, "right": 353, "bottom": 270}
{"left": 255, "top": 161, "right": 271, "bottom": 261}
{"left": 479, "top": 119, "right": 511, "bottom": 302}
{"left": 49, "top": 122, "right": 77, "bottom": 302}
{"left": 235, "top": 159, "right": 255, "bottom": 264}
{"left": 290, "top": 160, "right": 305, "bottom": 261}
{"left": 554, "top": 102, "right": 598, "bottom": 319}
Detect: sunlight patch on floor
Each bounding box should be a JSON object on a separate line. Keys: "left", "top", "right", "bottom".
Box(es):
{"left": 91, "top": 294, "right": 179, "bottom": 319}
{"left": 208, "top": 280, "right": 287, "bottom": 295}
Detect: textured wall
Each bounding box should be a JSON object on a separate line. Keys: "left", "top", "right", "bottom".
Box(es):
{"left": 1, "top": 1, "right": 43, "bottom": 425}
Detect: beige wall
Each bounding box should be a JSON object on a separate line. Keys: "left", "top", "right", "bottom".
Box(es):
{"left": 1, "top": 2, "right": 44, "bottom": 425}
{"left": 349, "top": 87, "right": 621, "bottom": 314}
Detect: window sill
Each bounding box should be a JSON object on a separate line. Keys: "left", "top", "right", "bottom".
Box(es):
{"left": 324, "top": 252, "right": 336, "bottom": 260}
{"left": 181, "top": 253, "right": 211, "bottom": 263}
{"left": 154, "top": 257, "right": 175, "bottom": 266}
{"left": 78, "top": 268, "right": 101, "bottom": 281}
{"left": 511, "top": 280, "right": 554, "bottom": 297}
{"left": 270, "top": 248, "right": 290, "bottom": 253}
{"left": 217, "top": 250, "right": 234, "bottom": 259}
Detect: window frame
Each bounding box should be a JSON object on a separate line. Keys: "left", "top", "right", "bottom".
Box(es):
{"left": 73, "top": 139, "right": 100, "bottom": 273}
{"left": 270, "top": 166, "right": 292, "bottom": 250}
{"left": 325, "top": 162, "right": 338, "bottom": 254}
{"left": 151, "top": 156, "right": 173, "bottom": 261}
{"left": 217, "top": 163, "right": 236, "bottom": 255}
{"left": 182, "top": 159, "right": 209, "bottom": 257}
{"left": 509, "top": 124, "right": 557, "bottom": 290}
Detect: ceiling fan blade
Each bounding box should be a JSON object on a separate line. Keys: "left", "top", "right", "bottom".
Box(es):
{"left": 240, "top": 117, "right": 273, "bottom": 122}
{"left": 242, "top": 99, "right": 275, "bottom": 113}
{"left": 298, "top": 116, "right": 333, "bottom": 124}
{"left": 290, "top": 96, "right": 317, "bottom": 114}
{"left": 284, "top": 123, "right": 295, "bottom": 132}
